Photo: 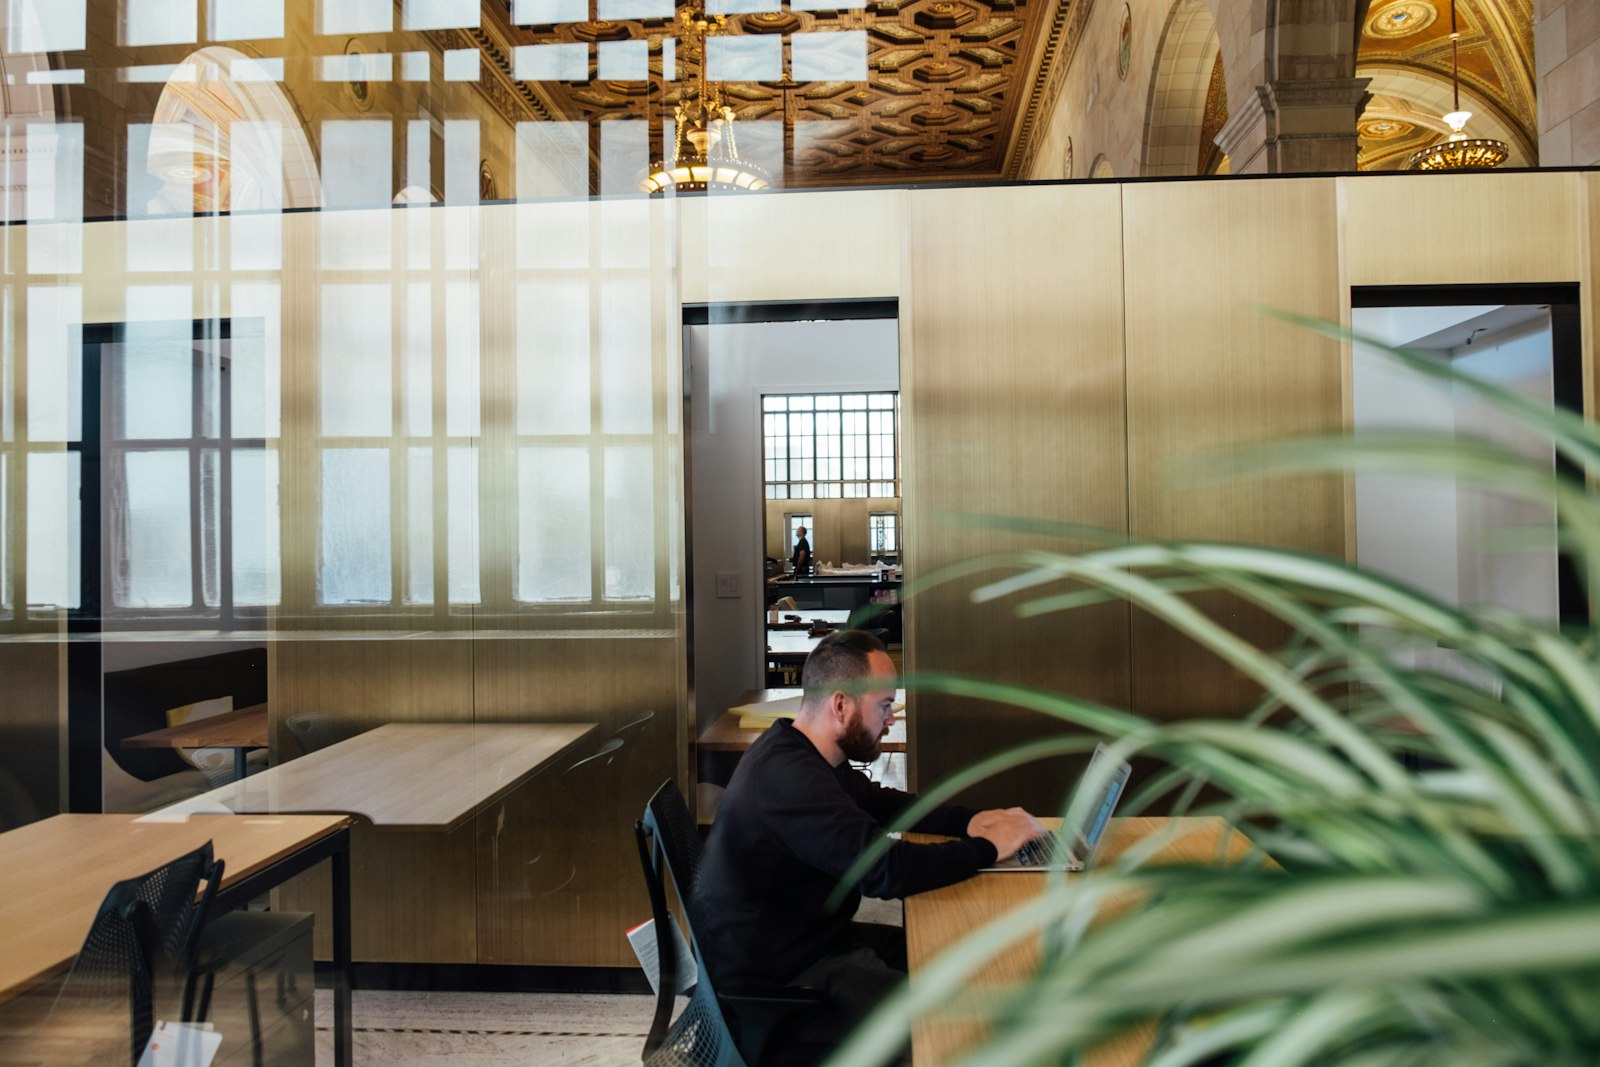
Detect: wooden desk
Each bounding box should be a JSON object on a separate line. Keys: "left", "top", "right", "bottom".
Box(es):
{"left": 766, "top": 631, "right": 823, "bottom": 663}
{"left": 0, "top": 813, "right": 355, "bottom": 1067}
{"left": 766, "top": 609, "right": 852, "bottom": 631}
{"left": 122, "top": 703, "right": 270, "bottom": 781}
{"left": 905, "top": 816, "right": 1259, "bottom": 1067}
{"left": 697, "top": 689, "right": 907, "bottom": 753}
{"left": 199, "top": 722, "right": 596, "bottom": 831}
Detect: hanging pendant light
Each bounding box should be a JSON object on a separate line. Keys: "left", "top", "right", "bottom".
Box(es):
{"left": 1406, "top": 0, "right": 1509, "bottom": 170}
{"left": 643, "top": 5, "right": 771, "bottom": 194}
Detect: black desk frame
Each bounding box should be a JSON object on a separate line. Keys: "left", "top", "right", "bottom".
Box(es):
{"left": 209, "top": 823, "right": 353, "bottom": 1067}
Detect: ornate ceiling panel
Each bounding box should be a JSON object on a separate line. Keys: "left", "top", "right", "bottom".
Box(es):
{"left": 475, "top": 0, "right": 1091, "bottom": 188}
{"left": 1356, "top": 0, "right": 1536, "bottom": 169}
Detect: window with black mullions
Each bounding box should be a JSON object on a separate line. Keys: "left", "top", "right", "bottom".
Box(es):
{"left": 762, "top": 391, "right": 899, "bottom": 500}
{"left": 95, "top": 319, "right": 277, "bottom": 624}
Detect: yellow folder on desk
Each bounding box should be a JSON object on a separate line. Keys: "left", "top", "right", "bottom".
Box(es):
{"left": 732, "top": 695, "right": 804, "bottom": 729}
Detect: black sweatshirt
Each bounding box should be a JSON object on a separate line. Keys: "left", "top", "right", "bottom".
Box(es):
{"left": 693, "top": 720, "right": 998, "bottom": 990}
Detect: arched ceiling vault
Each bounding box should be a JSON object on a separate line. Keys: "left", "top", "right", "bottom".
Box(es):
{"left": 1356, "top": 0, "right": 1535, "bottom": 168}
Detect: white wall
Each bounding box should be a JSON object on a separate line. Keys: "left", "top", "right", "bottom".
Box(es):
{"left": 1351, "top": 306, "right": 1557, "bottom": 627}
{"left": 686, "top": 317, "right": 898, "bottom": 750}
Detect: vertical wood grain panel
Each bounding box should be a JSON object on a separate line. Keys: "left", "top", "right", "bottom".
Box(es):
{"left": 274, "top": 639, "right": 477, "bottom": 962}
{"left": 1341, "top": 172, "right": 1583, "bottom": 287}
{"left": 472, "top": 636, "right": 680, "bottom": 967}
{"left": 1122, "top": 179, "right": 1346, "bottom": 719}
{"left": 904, "top": 183, "right": 1131, "bottom": 813}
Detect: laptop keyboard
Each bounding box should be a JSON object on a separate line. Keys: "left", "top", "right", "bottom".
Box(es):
{"left": 1013, "top": 833, "right": 1073, "bottom": 868}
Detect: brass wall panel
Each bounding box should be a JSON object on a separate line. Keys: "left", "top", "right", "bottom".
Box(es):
{"left": 1122, "top": 179, "right": 1346, "bottom": 720}
{"left": 680, "top": 190, "right": 905, "bottom": 304}
{"left": 472, "top": 635, "right": 680, "bottom": 967}
{"left": 274, "top": 639, "right": 478, "bottom": 962}
{"left": 0, "top": 644, "right": 63, "bottom": 830}
{"left": 903, "top": 183, "right": 1132, "bottom": 814}
{"left": 1340, "top": 172, "right": 1583, "bottom": 287}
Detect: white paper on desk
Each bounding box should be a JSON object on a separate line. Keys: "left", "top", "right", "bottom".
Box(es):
{"left": 137, "top": 1021, "right": 222, "bottom": 1067}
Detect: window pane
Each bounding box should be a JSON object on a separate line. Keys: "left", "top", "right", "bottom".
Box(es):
{"left": 116, "top": 334, "right": 193, "bottom": 440}
{"left": 446, "top": 281, "right": 480, "bottom": 436}
{"left": 321, "top": 284, "right": 392, "bottom": 437}
{"left": 448, "top": 446, "right": 481, "bottom": 604}
{"left": 320, "top": 449, "right": 391, "bottom": 604}
{"left": 27, "top": 285, "right": 82, "bottom": 443}
{"left": 604, "top": 445, "right": 653, "bottom": 600}
{"left": 26, "top": 452, "right": 79, "bottom": 608}
{"left": 404, "top": 282, "right": 432, "bottom": 437}
{"left": 230, "top": 285, "right": 282, "bottom": 438}
{"left": 600, "top": 280, "right": 651, "bottom": 434}
{"left": 233, "top": 449, "right": 281, "bottom": 606}
{"left": 517, "top": 280, "right": 590, "bottom": 435}
{"left": 113, "top": 450, "right": 191, "bottom": 608}
{"left": 763, "top": 395, "right": 785, "bottom": 412}
{"left": 405, "top": 448, "right": 433, "bottom": 605}
{"left": 517, "top": 447, "right": 591, "bottom": 601}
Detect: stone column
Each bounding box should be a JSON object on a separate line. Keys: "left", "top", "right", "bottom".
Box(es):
{"left": 1535, "top": 0, "right": 1600, "bottom": 165}
{"left": 1215, "top": 77, "right": 1372, "bottom": 174}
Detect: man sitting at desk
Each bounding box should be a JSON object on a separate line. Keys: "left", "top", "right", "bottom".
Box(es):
{"left": 694, "top": 630, "right": 1044, "bottom": 1065}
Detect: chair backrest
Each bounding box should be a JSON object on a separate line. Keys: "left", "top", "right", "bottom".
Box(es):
{"left": 644, "top": 778, "right": 703, "bottom": 904}
{"left": 53, "top": 841, "right": 220, "bottom": 1065}
{"left": 60, "top": 880, "right": 159, "bottom": 1065}
{"left": 637, "top": 780, "right": 745, "bottom": 1067}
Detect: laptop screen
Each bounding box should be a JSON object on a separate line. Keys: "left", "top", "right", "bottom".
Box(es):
{"left": 1073, "top": 745, "right": 1133, "bottom": 856}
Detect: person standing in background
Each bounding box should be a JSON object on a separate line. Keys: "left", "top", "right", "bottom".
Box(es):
{"left": 791, "top": 526, "right": 812, "bottom": 576}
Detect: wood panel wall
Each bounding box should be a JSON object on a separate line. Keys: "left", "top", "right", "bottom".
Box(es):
{"left": 1121, "top": 179, "right": 1347, "bottom": 720}
{"left": 902, "top": 183, "right": 1133, "bottom": 813}
{"left": 4, "top": 170, "right": 1593, "bottom": 966}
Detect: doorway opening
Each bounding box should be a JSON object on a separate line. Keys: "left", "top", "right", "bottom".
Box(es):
{"left": 1350, "top": 284, "right": 1584, "bottom": 688}
{"left": 683, "top": 299, "right": 901, "bottom": 821}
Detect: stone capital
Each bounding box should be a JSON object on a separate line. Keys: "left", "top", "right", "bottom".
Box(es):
{"left": 1215, "top": 77, "right": 1373, "bottom": 174}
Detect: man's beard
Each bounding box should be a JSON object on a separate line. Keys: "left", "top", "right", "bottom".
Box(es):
{"left": 839, "top": 706, "right": 883, "bottom": 763}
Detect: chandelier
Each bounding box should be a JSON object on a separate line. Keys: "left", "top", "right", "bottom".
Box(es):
{"left": 643, "top": 5, "right": 771, "bottom": 194}
{"left": 1405, "top": 0, "right": 1508, "bottom": 171}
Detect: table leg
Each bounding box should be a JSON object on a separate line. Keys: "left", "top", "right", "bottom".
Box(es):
{"left": 332, "top": 842, "right": 353, "bottom": 1067}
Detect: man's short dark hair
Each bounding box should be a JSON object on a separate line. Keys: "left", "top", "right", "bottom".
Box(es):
{"left": 800, "top": 629, "right": 888, "bottom": 707}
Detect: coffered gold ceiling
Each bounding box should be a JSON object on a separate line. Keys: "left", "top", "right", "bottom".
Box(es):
{"left": 468, "top": 0, "right": 1090, "bottom": 186}
{"left": 1356, "top": 0, "right": 1536, "bottom": 169}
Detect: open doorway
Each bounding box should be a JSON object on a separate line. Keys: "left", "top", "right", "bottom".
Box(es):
{"left": 684, "top": 300, "right": 900, "bottom": 818}
{"left": 1350, "top": 285, "right": 1583, "bottom": 685}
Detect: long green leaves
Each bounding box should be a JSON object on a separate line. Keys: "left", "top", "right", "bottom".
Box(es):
{"left": 826, "top": 319, "right": 1600, "bottom": 1067}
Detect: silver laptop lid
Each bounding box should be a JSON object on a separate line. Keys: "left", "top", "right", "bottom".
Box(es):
{"left": 1071, "top": 743, "right": 1132, "bottom": 859}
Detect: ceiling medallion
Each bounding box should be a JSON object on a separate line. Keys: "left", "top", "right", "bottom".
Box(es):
{"left": 1359, "top": 118, "right": 1409, "bottom": 140}
{"left": 1406, "top": 0, "right": 1508, "bottom": 171}
{"left": 1117, "top": 3, "right": 1132, "bottom": 81}
{"left": 1366, "top": 0, "right": 1437, "bottom": 39}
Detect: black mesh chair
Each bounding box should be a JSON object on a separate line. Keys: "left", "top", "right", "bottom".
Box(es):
{"left": 635, "top": 780, "right": 821, "bottom": 1067}
{"left": 52, "top": 842, "right": 221, "bottom": 1065}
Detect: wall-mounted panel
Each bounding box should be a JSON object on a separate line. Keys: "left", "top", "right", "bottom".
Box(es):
{"left": 1122, "top": 178, "right": 1346, "bottom": 719}
{"left": 904, "top": 182, "right": 1131, "bottom": 813}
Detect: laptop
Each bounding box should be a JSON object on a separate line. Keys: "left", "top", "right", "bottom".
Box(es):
{"left": 980, "top": 743, "right": 1133, "bottom": 872}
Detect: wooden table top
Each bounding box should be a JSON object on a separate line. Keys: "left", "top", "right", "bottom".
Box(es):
{"left": 121, "top": 703, "right": 270, "bottom": 749}
{"left": 766, "top": 631, "right": 824, "bottom": 661}
{"left": 198, "top": 722, "right": 596, "bottom": 831}
{"left": 0, "top": 813, "right": 351, "bottom": 1003}
{"left": 905, "top": 816, "right": 1260, "bottom": 1067}
{"left": 697, "top": 689, "right": 907, "bottom": 752}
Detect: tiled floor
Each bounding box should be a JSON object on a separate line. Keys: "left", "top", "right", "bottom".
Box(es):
{"left": 312, "top": 990, "right": 656, "bottom": 1065}
{"left": 311, "top": 903, "right": 901, "bottom": 1064}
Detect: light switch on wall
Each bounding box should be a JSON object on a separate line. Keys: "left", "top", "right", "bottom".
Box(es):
{"left": 715, "top": 572, "right": 742, "bottom": 598}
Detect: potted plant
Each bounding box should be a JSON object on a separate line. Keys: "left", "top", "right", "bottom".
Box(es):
{"left": 832, "top": 318, "right": 1600, "bottom": 1067}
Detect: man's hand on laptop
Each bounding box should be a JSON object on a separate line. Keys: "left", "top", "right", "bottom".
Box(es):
{"left": 967, "top": 808, "right": 1047, "bottom": 862}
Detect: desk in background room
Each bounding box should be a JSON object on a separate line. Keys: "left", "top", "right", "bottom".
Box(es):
{"left": 122, "top": 702, "right": 271, "bottom": 782}
{"left": 905, "top": 816, "right": 1261, "bottom": 1067}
